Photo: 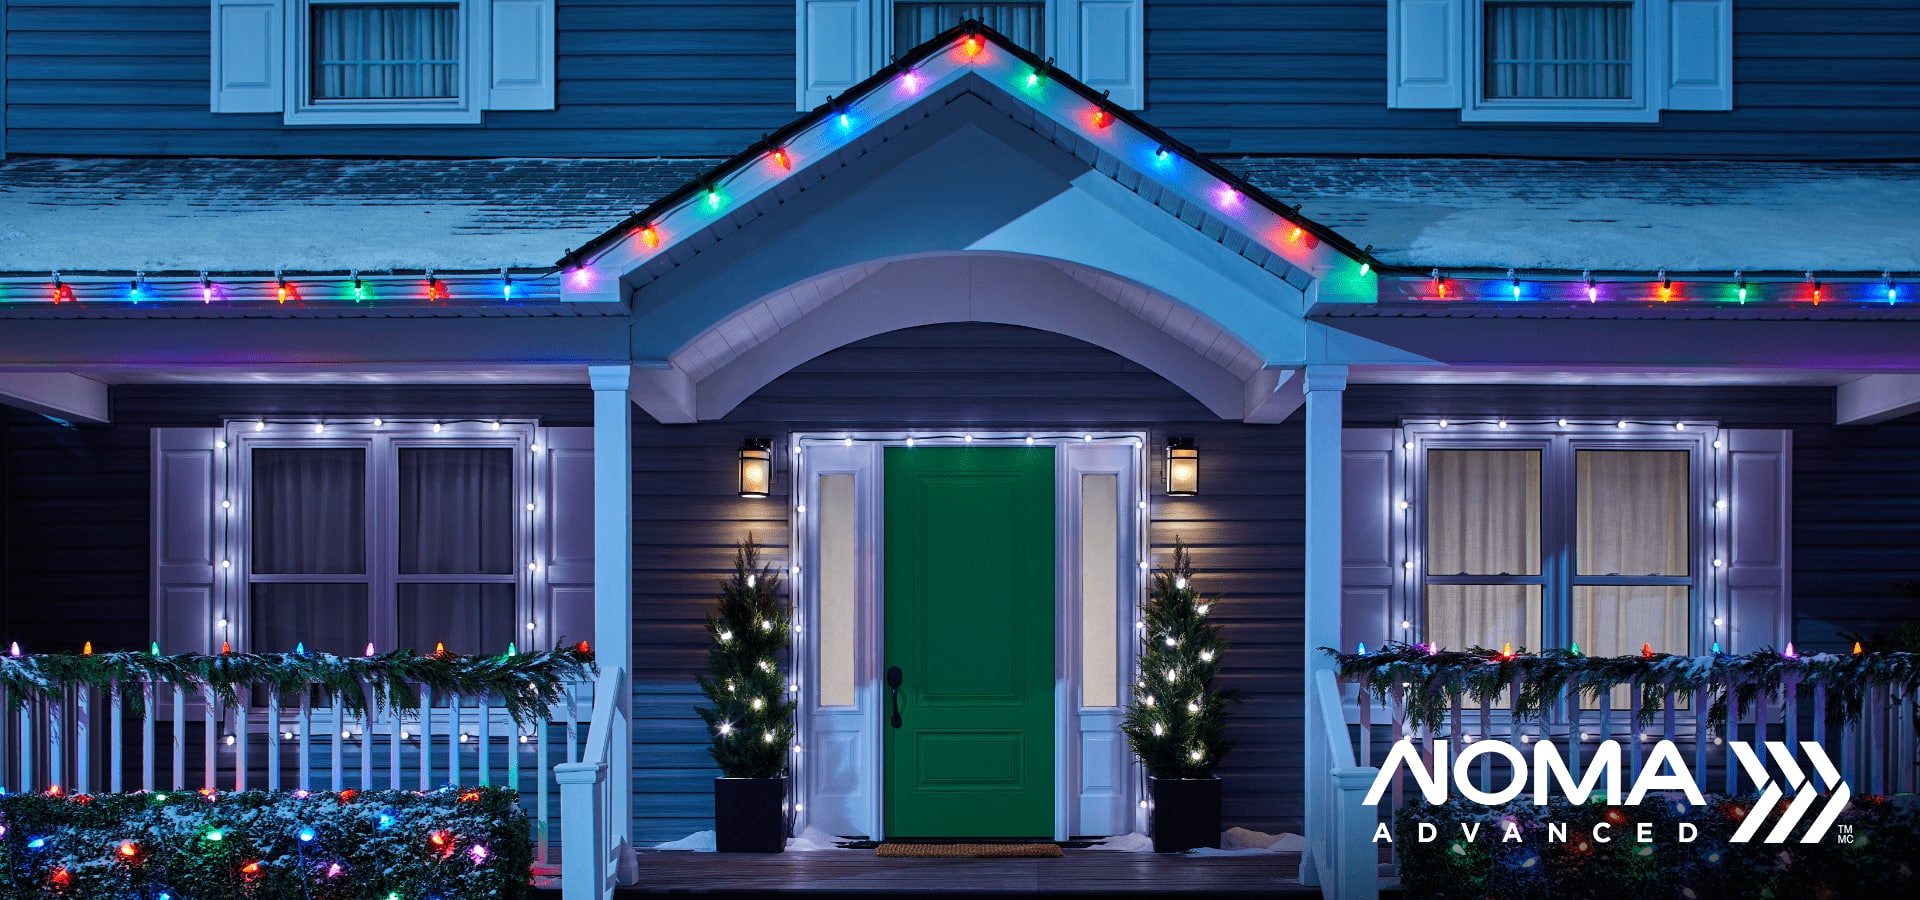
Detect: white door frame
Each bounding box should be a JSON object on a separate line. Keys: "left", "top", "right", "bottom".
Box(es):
{"left": 787, "top": 431, "right": 1146, "bottom": 840}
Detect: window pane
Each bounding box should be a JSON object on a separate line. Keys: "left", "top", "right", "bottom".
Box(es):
{"left": 1427, "top": 450, "right": 1541, "bottom": 576}
{"left": 1425, "top": 584, "right": 1543, "bottom": 654}
{"left": 1484, "top": 2, "right": 1632, "bottom": 100}
{"left": 397, "top": 583, "right": 515, "bottom": 656}
{"left": 1426, "top": 585, "right": 1542, "bottom": 709}
{"left": 894, "top": 2, "right": 1045, "bottom": 51}
{"left": 252, "top": 448, "right": 366, "bottom": 574}
{"left": 1577, "top": 450, "right": 1689, "bottom": 576}
{"left": 312, "top": 4, "right": 461, "bottom": 100}
{"left": 818, "top": 474, "right": 859, "bottom": 707}
{"left": 400, "top": 448, "right": 514, "bottom": 575}
{"left": 1574, "top": 585, "right": 1689, "bottom": 707}
{"left": 252, "top": 583, "right": 369, "bottom": 655}
{"left": 1080, "top": 474, "right": 1119, "bottom": 708}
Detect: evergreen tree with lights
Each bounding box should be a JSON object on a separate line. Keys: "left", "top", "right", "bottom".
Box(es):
{"left": 696, "top": 539, "right": 795, "bottom": 779}
{"left": 1123, "top": 540, "right": 1240, "bottom": 779}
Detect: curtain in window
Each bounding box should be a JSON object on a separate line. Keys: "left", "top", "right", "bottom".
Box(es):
{"left": 253, "top": 584, "right": 370, "bottom": 655}
{"left": 252, "top": 449, "right": 366, "bottom": 575}
{"left": 1577, "top": 450, "right": 1688, "bottom": 577}
{"left": 400, "top": 448, "right": 512, "bottom": 575}
{"left": 894, "top": 2, "right": 1046, "bottom": 53}
{"left": 1426, "top": 450, "right": 1541, "bottom": 577}
{"left": 1484, "top": 2, "right": 1632, "bottom": 100}
{"left": 398, "top": 584, "right": 515, "bottom": 656}
{"left": 313, "top": 4, "right": 461, "bottom": 100}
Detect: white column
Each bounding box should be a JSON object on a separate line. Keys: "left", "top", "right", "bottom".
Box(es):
{"left": 1300, "top": 363, "right": 1347, "bottom": 885}
{"left": 587, "top": 364, "right": 636, "bottom": 880}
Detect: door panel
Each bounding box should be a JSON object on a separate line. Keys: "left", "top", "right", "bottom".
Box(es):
{"left": 884, "top": 447, "right": 1055, "bottom": 838}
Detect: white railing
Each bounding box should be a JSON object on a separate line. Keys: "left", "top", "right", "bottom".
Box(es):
{"left": 554, "top": 665, "right": 635, "bottom": 900}
{"left": 0, "top": 674, "right": 594, "bottom": 875}
{"left": 1308, "top": 668, "right": 1381, "bottom": 900}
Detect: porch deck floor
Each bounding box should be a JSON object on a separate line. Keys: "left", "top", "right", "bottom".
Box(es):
{"left": 595, "top": 848, "right": 1336, "bottom": 895}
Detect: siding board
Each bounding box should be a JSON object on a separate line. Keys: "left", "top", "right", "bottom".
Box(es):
{"left": 6, "top": 0, "right": 1919, "bottom": 159}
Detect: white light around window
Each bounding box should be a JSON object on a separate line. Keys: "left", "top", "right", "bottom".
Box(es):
{"left": 530, "top": 443, "right": 541, "bottom": 452}
{"left": 1497, "top": 419, "right": 1508, "bottom": 429}
{"left": 1712, "top": 440, "right": 1722, "bottom": 450}
{"left": 313, "top": 422, "right": 325, "bottom": 433}
{"left": 254, "top": 421, "right": 265, "bottom": 431}
{"left": 1397, "top": 499, "right": 1410, "bottom": 510}
{"left": 222, "top": 499, "right": 232, "bottom": 510}
{"left": 1674, "top": 422, "right": 1686, "bottom": 431}
{"left": 526, "top": 502, "right": 535, "bottom": 511}
{"left": 216, "top": 440, "right": 229, "bottom": 450}
{"left": 490, "top": 421, "right": 501, "bottom": 430}
{"left": 1712, "top": 617, "right": 1723, "bottom": 626}
{"left": 217, "top": 618, "right": 229, "bottom": 629}
{"left": 1712, "top": 558, "right": 1723, "bottom": 567}
{"left": 1558, "top": 418, "right": 1569, "bottom": 427}
{"left": 1438, "top": 419, "right": 1449, "bottom": 428}
{"left": 1616, "top": 420, "right": 1628, "bottom": 429}
{"left": 526, "top": 621, "right": 536, "bottom": 632}
{"left": 1715, "top": 498, "right": 1728, "bottom": 510}
{"left": 373, "top": 418, "right": 383, "bottom": 427}
{"left": 528, "top": 561, "right": 538, "bottom": 571}
{"left": 1403, "top": 441, "right": 1414, "bottom": 450}
{"left": 432, "top": 423, "right": 442, "bottom": 432}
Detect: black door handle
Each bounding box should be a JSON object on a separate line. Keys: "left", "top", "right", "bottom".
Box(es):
{"left": 887, "top": 665, "right": 903, "bottom": 728}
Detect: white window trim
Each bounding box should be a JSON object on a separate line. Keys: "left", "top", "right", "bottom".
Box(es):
{"left": 1397, "top": 421, "right": 1721, "bottom": 656}
{"left": 219, "top": 420, "right": 537, "bottom": 654}
{"left": 284, "top": 0, "right": 488, "bottom": 125}
{"left": 789, "top": 432, "right": 1144, "bottom": 841}
{"left": 1463, "top": 0, "right": 1659, "bottom": 123}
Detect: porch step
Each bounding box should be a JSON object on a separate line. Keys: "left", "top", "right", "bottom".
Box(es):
{"left": 529, "top": 849, "right": 1405, "bottom": 896}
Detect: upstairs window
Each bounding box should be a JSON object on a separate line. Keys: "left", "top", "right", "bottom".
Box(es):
{"left": 1483, "top": 2, "right": 1632, "bottom": 101}
{"left": 892, "top": 2, "right": 1046, "bottom": 54}
{"left": 1385, "top": 0, "right": 1731, "bottom": 122}
{"left": 796, "top": 0, "right": 1144, "bottom": 111}
{"left": 310, "top": 3, "right": 464, "bottom": 101}
{"left": 210, "top": 0, "right": 555, "bottom": 122}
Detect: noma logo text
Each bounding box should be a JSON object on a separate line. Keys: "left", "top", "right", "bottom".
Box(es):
{"left": 1363, "top": 738, "right": 1850, "bottom": 844}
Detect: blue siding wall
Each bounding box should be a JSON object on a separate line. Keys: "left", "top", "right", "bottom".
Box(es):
{"left": 5, "top": 1, "right": 1918, "bottom": 159}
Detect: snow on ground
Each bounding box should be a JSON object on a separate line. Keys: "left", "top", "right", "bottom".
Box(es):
{"left": 652, "top": 827, "right": 844, "bottom": 852}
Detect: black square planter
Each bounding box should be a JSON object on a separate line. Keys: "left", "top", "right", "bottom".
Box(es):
{"left": 714, "top": 776, "right": 788, "bottom": 853}
{"left": 1149, "top": 776, "right": 1222, "bottom": 853}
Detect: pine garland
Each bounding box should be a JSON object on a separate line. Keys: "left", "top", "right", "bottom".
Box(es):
{"left": 1325, "top": 641, "right": 1920, "bottom": 732}
{"left": 0, "top": 645, "right": 595, "bottom": 728}
{"left": 695, "top": 539, "right": 796, "bottom": 780}
{"left": 1122, "top": 541, "right": 1242, "bottom": 779}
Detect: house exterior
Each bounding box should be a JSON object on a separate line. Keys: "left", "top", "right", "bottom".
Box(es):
{"left": 1, "top": 1, "right": 1917, "bottom": 897}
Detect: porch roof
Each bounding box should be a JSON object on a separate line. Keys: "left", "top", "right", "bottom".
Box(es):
{"left": 6, "top": 154, "right": 1918, "bottom": 281}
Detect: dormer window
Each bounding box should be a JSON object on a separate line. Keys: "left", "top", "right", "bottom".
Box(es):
{"left": 1482, "top": 1, "right": 1633, "bottom": 101}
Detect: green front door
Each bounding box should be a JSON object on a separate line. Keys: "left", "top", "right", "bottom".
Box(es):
{"left": 883, "top": 446, "right": 1055, "bottom": 839}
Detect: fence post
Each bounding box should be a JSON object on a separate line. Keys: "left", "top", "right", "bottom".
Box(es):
{"left": 555, "top": 758, "right": 610, "bottom": 900}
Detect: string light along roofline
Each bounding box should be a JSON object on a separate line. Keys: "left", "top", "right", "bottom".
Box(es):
{"left": 0, "top": 267, "right": 567, "bottom": 309}
{"left": 557, "top": 20, "right": 1370, "bottom": 293}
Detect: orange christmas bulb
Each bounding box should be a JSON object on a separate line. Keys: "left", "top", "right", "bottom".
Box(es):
{"left": 1641, "top": 642, "right": 1653, "bottom": 658}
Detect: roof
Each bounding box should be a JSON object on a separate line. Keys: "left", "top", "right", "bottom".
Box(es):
{"left": 7, "top": 155, "right": 1918, "bottom": 279}
{"left": 1222, "top": 157, "right": 1920, "bottom": 273}
{"left": 0, "top": 156, "right": 710, "bottom": 272}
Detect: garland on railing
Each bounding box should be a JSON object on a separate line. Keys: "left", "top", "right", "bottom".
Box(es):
{"left": 1323, "top": 641, "right": 1920, "bottom": 732}
{"left": 0, "top": 645, "right": 595, "bottom": 727}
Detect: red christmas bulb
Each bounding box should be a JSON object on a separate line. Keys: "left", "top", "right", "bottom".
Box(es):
{"left": 222, "top": 640, "right": 232, "bottom": 655}
{"left": 962, "top": 34, "right": 983, "bottom": 58}
{"left": 1091, "top": 109, "right": 1113, "bottom": 129}
{"left": 638, "top": 225, "right": 660, "bottom": 249}
{"left": 1641, "top": 642, "right": 1653, "bottom": 658}
{"left": 771, "top": 148, "right": 792, "bottom": 170}
{"left": 576, "top": 640, "right": 591, "bottom": 655}
{"left": 49, "top": 868, "right": 72, "bottom": 888}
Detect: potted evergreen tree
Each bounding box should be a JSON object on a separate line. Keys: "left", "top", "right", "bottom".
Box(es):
{"left": 696, "top": 539, "right": 796, "bottom": 852}
{"left": 1122, "top": 540, "right": 1241, "bottom": 852}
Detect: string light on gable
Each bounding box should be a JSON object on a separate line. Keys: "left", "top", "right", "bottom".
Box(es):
{"left": 50, "top": 271, "right": 74, "bottom": 304}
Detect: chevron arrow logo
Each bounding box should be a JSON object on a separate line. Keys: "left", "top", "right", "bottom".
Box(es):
{"left": 1727, "top": 741, "right": 1851, "bottom": 843}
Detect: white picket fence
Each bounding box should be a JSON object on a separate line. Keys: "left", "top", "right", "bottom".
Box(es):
{"left": 1314, "top": 665, "right": 1920, "bottom": 899}
{"left": 0, "top": 675, "right": 595, "bottom": 873}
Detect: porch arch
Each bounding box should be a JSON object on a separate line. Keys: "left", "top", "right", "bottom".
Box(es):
{"left": 634, "top": 252, "right": 1297, "bottom": 424}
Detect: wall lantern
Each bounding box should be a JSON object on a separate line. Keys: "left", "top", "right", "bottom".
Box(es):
{"left": 739, "top": 438, "right": 773, "bottom": 498}
{"left": 1166, "top": 437, "right": 1198, "bottom": 496}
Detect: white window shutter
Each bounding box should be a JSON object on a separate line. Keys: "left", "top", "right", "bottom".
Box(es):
{"left": 210, "top": 0, "right": 283, "bottom": 113}
{"left": 1342, "top": 429, "right": 1398, "bottom": 651}
{"left": 488, "top": 0, "right": 557, "bottom": 110}
{"left": 797, "top": 0, "right": 872, "bottom": 111}
{"left": 1664, "top": 0, "right": 1733, "bottom": 111}
{"left": 1723, "top": 429, "right": 1791, "bottom": 655}
{"left": 1072, "top": 0, "right": 1144, "bottom": 110}
{"left": 152, "top": 428, "right": 220, "bottom": 654}
{"left": 1386, "top": 0, "right": 1462, "bottom": 109}
{"left": 540, "top": 427, "right": 595, "bottom": 649}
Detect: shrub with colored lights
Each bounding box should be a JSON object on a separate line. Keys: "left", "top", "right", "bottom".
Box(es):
{"left": 1396, "top": 792, "right": 1920, "bottom": 899}
{"left": 0, "top": 786, "right": 532, "bottom": 899}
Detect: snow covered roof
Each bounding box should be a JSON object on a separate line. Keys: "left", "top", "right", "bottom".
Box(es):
{"left": 1222, "top": 157, "right": 1920, "bottom": 273}
{"left": 0, "top": 156, "right": 710, "bottom": 272}
{"left": 4, "top": 155, "right": 1917, "bottom": 275}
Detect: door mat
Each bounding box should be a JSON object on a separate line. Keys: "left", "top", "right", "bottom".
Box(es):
{"left": 875, "top": 842, "right": 1065, "bottom": 859}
